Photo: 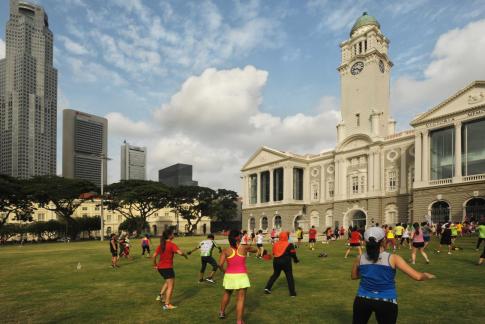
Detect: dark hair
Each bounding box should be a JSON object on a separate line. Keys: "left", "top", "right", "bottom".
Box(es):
{"left": 366, "top": 237, "right": 382, "bottom": 263}
{"left": 160, "top": 228, "right": 173, "bottom": 253}
{"left": 421, "top": 221, "right": 427, "bottom": 227}
{"left": 228, "top": 229, "right": 241, "bottom": 249}
{"left": 110, "top": 233, "right": 116, "bottom": 238}
{"left": 207, "top": 234, "right": 214, "bottom": 239}
{"left": 413, "top": 222, "right": 420, "bottom": 235}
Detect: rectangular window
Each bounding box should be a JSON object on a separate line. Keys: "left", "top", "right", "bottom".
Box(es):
{"left": 118, "top": 215, "right": 122, "bottom": 223}
{"left": 293, "top": 168, "right": 304, "bottom": 200}
{"left": 352, "top": 176, "right": 359, "bottom": 194}
{"left": 260, "top": 171, "right": 270, "bottom": 203}
{"left": 388, "top": 171, "right": 397, "bottom": 191}
{"left": 462, "top": 118, "right": 485, "bottom": 176}
{"left": 273, "top": 168, "right": 284, "bottom": 201}
{"left": 38, "top": 213, "right": 45, "bottom": 221}
{"left": 165, "top": 212, "right": 169, "bottom": 217}
{"left": 82, "top": 207, "right": 88, "bottom": 211}
{"left": 107, "top": 215, "right": 112, "bottom": 222}
{"left": 249, "top": 174, "right": 257, "bottom": 204}
{"left": 430, "top": 127, "right": 454, "bottom": 179}
{"left": 328, "top": 181, "right": 334, "bottom": 198}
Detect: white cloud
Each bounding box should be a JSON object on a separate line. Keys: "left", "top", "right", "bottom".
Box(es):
{"left": 66, "top": 57, "right": 126, "bottom": 86}
{"left": 104, "top": 66, "right": 339, "bottom": 190}
{"left": 58, "top": 35, "right": 90, "bottom": 56}
{"left": 392, "top": 19, "right": 485, "bottom": 123}
{"left": 0, "top": 38, "right": 5, "bottom": 59}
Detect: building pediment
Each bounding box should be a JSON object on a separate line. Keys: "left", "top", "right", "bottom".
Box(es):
{"left": 411, "top": 81, "right": 485, "bottom": 126}
{"left": 336, "top": 134, "right": 372, "bottom": 152}
{"left": 241, "top": 146, "right": 290, "bottom": 171}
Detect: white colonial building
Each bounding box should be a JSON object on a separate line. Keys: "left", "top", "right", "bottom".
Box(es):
{"left": 241, "top": 13, "right": 485, "bottom": 233}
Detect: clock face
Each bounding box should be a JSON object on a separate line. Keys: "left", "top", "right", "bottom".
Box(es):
{"left": 379, "top": 60, "right": 385, "bottom": 73}
{"left": 351, "top": 61, "right": 364, "bottom": 75}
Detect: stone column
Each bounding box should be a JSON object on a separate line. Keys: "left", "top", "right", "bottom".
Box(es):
{"left": 415, "top": 132, "right": 422, "bottom": 182}
{"left": 269, "top": 168, "right": 274, "bottom": 202}
{"left": 422, "top": 130, "right": 429, "bottom": 182}
{"left": 334, "top": 160, "right": 340, "bottom": 198}
{"left": 368, "top": 152, "right": 374, "bottom": 194}
{"left": 284, "top": 165, "right": 293, "bottom": 203}
{"left": 256, "top": 172, "right": 261, "bottom": 205}
{"left": 320, "top": 164, "right": 326, "bottom": 203}
{"left": 340, "top": 158, "right": 347, "bottom": 199}
{"left": 454, "top": 122, "right": 462, "bottom": 181}
{"left": 400, "top": 147, "right": 407, "bottom": 193}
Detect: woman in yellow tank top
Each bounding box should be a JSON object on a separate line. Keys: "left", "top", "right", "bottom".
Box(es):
{"left": 386, "top": 227, "right": 396, "bottom": 252}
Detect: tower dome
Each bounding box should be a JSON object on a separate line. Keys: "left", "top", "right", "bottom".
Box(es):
{"left": 350, "top": 12, "right": 380, "bottom": 36}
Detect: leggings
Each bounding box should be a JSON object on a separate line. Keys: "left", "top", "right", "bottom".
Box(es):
{"left": 477, "top": 237, "right": 484, "bottom": 250}
{"left": 353, "top": 297, "right": 398, "bottom": 324}
{"left": 142, "top": 245, "right": 150, "bottom": 255}
{"left": 265, "top": 258, "right": 296, "bottom": 296}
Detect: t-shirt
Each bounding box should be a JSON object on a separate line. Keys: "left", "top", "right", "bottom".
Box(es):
{"left": 478, "top": 225, "right": 485, "bottom": 239}
{"left": 350, "top": 231, "right": 361, "bottom": 244}
{"left": 256, "top": 234, "right": 264, "bottom": 244}
{"left": 296, "top": 229, "right": 303, "bottom": 239}
{"left": 422, "top": 225, "right": 431, "bottom": 237}
{"left": 154, "top": 241, "right": 179, "bottom": 269}
{"left": 309, "top": 228, "right": 317, "bottom": 239}
{"left": 199, "top": 240, "right": 217, "bottom": 257}
{"left": 456, "top": 223, "right": 463, "bottom": 232}
{"left": 451, "top": 226, "right": 458, "bottom": 236}
{"left": 394, "top": 226, "right": 404, "bottom": 236}
{"left": 386, "top": 231, "right": 395, "bottom": 239}
{"left": 141, "top": 237, "right": 150, "bottom": 246}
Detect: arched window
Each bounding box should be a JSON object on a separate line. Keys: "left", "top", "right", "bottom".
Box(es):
{"left": 274, "top": 215, "right": 282, "bottom": 229}
{"left": 431, "top": 201, "right": 450, "bottom": 224}
{"left": 385, "top": 204, "right": 398, "bottom": 225}
{"left": 352, "top": 210, "right": 366, "bottom": 229}
{"left": 106, "top": 227, "right": 112, "bottom": 235}
{"left": 153, "top": 225, "right": 158, "bottom": 235}
{"left": 294, "top": 215, "right": 303, "bottom": 231}
{"left": 261, "top": 216, "right": 268, "bottom": 231}
{"left": 249, "top": 217, "right": 256, "bottom": 231}
{"left": 465, "top": 198, "right": 485, "bottom": 222}
{"left": 310, "top": 211, "right": 320, "bottom": 228}
{"left": 325, "top": 209, "right": 333, "bottom": 228}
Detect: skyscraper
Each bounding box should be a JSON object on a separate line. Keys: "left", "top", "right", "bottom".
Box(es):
{"left": 121, "top": 141, "right": 146, "bottom": 180}
{"left": 158, "top": 163, "right": 198, "bottom": 187}
{"left": 63, "top": 109, "right": 108, "bottom": 186}
{"left": 0, "top": 0, "right": 57, "bottom": 178}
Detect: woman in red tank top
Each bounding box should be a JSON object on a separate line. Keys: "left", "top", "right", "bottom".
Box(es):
{"left": 345, "top": 226, "right": 363, "bottom": 258}
{"left": 218, "top": 229, "right": 258, "bottom": 324}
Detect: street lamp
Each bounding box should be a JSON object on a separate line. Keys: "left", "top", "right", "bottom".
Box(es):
{"left": 90, "top": 153, "right": 112, "bottom": 241}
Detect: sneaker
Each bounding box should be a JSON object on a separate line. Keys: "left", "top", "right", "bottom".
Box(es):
{"left": 219, "top": 312, "right": 226, "bottom": 319}
{"left": 448, "top": 252, "right": 452, "bottom": 255}
{"left": 156, "top": 295, "right": 161, "bottom": 301}
{"left": 163, "top": 304, "right": 177, "bottom": 310}
{"left": 198, "top": 279, "right": 204, "bottom": 284}
{"left": 205, "top": 278, "right": 216, "bottom": 284}
{"left": 264, "top": 289, "right": 272, "bottom": 294}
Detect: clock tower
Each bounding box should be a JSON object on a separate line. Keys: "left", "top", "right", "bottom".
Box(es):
{"left": 336, "top": 12, "right": 395, "bottom": 143}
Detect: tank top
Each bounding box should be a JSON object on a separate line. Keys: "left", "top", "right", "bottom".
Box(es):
{"left": 357, "top": 251, "right": 396, "bottom": 300}
{"left": 226, "top": 246, "right": 247, "bottom": 274}
{"left": 350, "top": 231, "right": 361, "bottom": 244}
{"left": 413, "top": 230, "right": 424, "bottom": 243}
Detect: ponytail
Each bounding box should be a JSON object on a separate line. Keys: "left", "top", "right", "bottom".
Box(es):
{"left": 228, "top": 229, "right": 241, "bottom": 249}
{"left": 365, "top": 237, "right": 382, "bottom": 263}
{"left": 413, "top": 222, "right": 420, "bottom": 236}
{"left": 160, "top": 228, "right": 173, "bottom": 253}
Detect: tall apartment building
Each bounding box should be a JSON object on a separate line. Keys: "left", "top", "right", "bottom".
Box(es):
{"left": 120, "top": 141, "right": 146, "bottom": 180}
{"left": 63, "top": 109, "right": 108, "bottom": 186}
{"left": 158, "top": 163, "right": 198, "bottom": 187}
{"left": 0, "top": 0, "right": 57, "bottom": 178}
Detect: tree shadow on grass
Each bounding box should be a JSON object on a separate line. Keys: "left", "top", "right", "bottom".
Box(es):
{"left": 173, "top": 286, "right": 200, "bottom": 305}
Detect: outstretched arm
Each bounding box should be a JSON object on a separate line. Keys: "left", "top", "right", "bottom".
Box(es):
{"left": 176, "top": 249, "right": 189, "bottom": 259}
{"left": 187, "top": 245, "right": 200, "bottom": 255}
{"left": 393, "top": 255, "right": 435, "bottom": 281}
{"left": 351, "top": 256, "right": 360, "bottom": 279}
{"left": 218, "top": 249, "right": 227, "bottom": 272}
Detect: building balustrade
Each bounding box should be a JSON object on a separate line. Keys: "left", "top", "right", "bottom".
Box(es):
{"left": 463, "top": 173, "right": 485, "bottom": 182}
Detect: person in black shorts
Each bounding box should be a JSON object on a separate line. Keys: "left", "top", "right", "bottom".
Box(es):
{"left": 109, "top": 233, "right": 119, "bottom": 268}
{"left": 187, "top": 234, "right": 223, "bottom": 283}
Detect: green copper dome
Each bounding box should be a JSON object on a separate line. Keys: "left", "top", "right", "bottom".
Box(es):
{"left": 350, "top": 12, "right": 380, "bottom": 36}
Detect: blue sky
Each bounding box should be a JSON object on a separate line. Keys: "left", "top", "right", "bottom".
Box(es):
{"left": 1, "top": 0, "right": 485, "bottom": 192}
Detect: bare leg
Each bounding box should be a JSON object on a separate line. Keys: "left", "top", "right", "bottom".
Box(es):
{"left": 344, "top": 248, "right": 351, "bottom": 258}
{"left": 420, "top": 248, "right": 429, "bottom": 263}
{"left": 357, "top": 246, "right": 362, "bottom": 256}
{"left": 208, "top": 270, "right": 215, "bottom": 279}
{"left": 165, "top": 278, "right": 175, "bottom": 305}
{"left": 236, "top": 289, "right": 247, "bottom": 323}
{"left": 160, "top": 281, "right": 168, "bottom": 298}
{"left": 220, "top": 290, "right": 232, "bottom": 314}
{"left": 411, "top": 247, "right": 417, "bottom": 264}
{"left": 199, "top": 272, "right": 204, "bottom": 281}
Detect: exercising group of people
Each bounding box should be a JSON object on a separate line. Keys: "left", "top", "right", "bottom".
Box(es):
{"left": 110, "top": 217, "right": 485, "bottom": 324}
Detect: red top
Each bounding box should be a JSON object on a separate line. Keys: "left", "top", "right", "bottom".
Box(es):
{"left": 154, "top": 241, "right": 179, "bottom": 269}
{"left": 350, "top": 231, "right": 361, "bottom": 244}
{"left": 309, "top": 228, "right": 317, "bottom": 239}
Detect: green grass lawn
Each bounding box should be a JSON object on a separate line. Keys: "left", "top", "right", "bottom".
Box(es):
{"left": 1, "top": 236, "right": 484, "bottom": 323}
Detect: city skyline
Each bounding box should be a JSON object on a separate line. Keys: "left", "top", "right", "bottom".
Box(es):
{"left": 0, "top": 0, "right": 484, "bottom": 192}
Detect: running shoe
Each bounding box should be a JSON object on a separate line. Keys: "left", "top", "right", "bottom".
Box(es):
{"left": 198, "top": 279, "right": 204, "bottom": 284}
{"left": 205, "top": 278, "right": 216, "bottom": 284}
{"left": 156, "top": 294, "right": 162, "bottom": 301}
{"left": 219, "top": 312, "right": 226, "bottom": 319}
{"left": 264, "top": 289, "right": 272, "bottom": 294}
{"left": 163, "top": 304, "right": 177, "bottom": 310}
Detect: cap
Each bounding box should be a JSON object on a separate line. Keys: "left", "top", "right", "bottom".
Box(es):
{"left": 364, "top": 227, "right": 385, "bottom": 242}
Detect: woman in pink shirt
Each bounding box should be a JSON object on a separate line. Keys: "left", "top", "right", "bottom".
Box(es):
{"left": 218, "top": 229, "right": 257, "bottom": 324}
{"left": 411, "top": 222, "right": 430, "bottom": 264}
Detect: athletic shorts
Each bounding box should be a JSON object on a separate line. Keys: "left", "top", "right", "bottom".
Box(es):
{"left": 257, "top": 244, "right": 263, "bottom": 248}
{"left": 395, "top": 235, "right": 402, "bottom": 239}
{"left": 451, "top": 236, "right": 457, "bottom": 239}
{"left": 201, "top": 256, "right": 218, "bottom": 272}
{"left": 350, "top": 243, "right": 361, "bottom": 247}
{"left": 111, "top": 251, "right": 118, "bottom": 257}
{"left": 309, "top": 238, "right": 316, "bottom": 243}
{"left": 158, "top": 268, "right": 175, "bottom": 279}
{"left": 423, "top": 236, "right": 430, "bottom": 242}
{"left": 413, "top": 242, "right": 425, "bottom": 248}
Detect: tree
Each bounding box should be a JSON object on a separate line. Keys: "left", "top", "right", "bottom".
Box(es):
{"left": 119, "top": 217, "right": 148, "bottom": 234}
{"left": 169, "top": 186, "right": 217, "bottom": 234}
{"left": 105, "top": 180, "right": 170, "bottom": 234}
{"left": 212, "top": 189, "right": 239, "bottom": 222}
{"left": 26, "top": 176, "right": 97, "bottom": 239}
{"left": 0, "top": 175, "right": 35, "bottom": 230}
{"left": 78, "top": 216, "right": 101, "bottom": 238}
{"left": 0, "top": 223, "right": 27, "bottom": 241}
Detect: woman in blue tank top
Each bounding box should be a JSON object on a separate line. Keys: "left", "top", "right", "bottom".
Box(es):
{"left": 351, "top": 227, "right": 435, "bottom": 324}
